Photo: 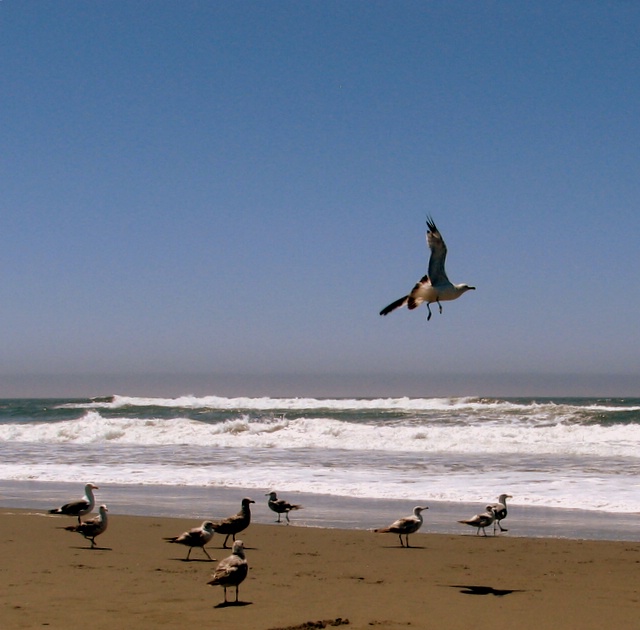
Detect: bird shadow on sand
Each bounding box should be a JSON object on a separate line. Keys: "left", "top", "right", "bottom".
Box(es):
{"left": 213, "top": 600, "right": 252, "bottom": 609}
{"left": 448, "top": 584, "right": 524, "bottom": 597}
{"left": 70, "top": 546, "right": 113, "bottom": 551}
{"left": 380, "top": 545, "right": 427, "bottom": 550}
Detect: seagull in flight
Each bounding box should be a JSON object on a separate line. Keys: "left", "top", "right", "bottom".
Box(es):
{"left": 380, "top": 217, "right": 475, "bottom": 320}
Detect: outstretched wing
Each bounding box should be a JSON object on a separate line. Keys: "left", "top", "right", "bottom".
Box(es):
{"left": 426, "top": 217, "right": 449, "bottom": 285}
{"left": 379, "top": 295, "right": 408, "bottom": 316}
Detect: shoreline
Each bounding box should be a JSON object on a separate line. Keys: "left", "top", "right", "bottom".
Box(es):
{"left": 1, "top": 507, "right": 639, "bottom": 629}
{"left": 1, "top": 479, "right": 639, "bottom": 542}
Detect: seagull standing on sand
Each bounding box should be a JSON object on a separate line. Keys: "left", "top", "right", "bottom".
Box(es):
{"left": 49, "top": 483, "right": 99, "bottom": 523}
{"left": 458, "top": 506, "right": 496, "bottom": 536}
{"left": 266, "top": 491, "right": 302, "bottom": 524}
{"left": 374, "top": 506, "right": 428, "bottom": 547}
{"left": 64, "top": 504, "right": 108, "bottom": 548}
{"left": 486, "top": 494, "right": 512, "bottom": 533}
{"left": 379, "top": 217, "right": 475, "bottom": 321}
{"left": 164, "top": 521, "right": 216, "bottom": 561}
{"left": 207, "top": 540, "right": 249, "bottom": 605}
{"left": 212, "top": 498, "right": 255, "bottom": 548}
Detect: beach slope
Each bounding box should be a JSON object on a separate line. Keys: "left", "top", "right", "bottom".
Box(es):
{"left": 1, "top": 509, "right": 638, "bottom": 629}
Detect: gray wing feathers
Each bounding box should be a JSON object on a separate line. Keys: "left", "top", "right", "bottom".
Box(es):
{"left": 426, "top": 217, "right": 449, "bottom": 285}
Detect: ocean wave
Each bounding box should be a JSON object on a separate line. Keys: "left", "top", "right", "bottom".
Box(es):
{"left": 56, "top": 394, "right": 640, "bottom": 416}
{"left": 2, "top": 410, "right": 640, "bottom": 457}
{"left": 59, "top": 394, "right": 480, "bottom": 411}
{"left": 1, "top": 458, "right": 638, "bottom": 513}
{"left": 3, "top": 396, "right": 640, "bottom": 516}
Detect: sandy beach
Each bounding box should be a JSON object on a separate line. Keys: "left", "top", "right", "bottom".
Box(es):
{"left": 1, "top": 508, "right": 639, "bottom": 629}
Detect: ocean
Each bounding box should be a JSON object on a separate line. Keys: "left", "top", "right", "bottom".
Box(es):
{"left": 1, "top": 395, "right": 639, "bottom": 540}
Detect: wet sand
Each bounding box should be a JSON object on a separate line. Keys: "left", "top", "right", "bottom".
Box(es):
{"left": 1, "top": 508, "right": 639, "bottom": 629}
{"left": 3, "top": 480, "right": 639, "bottom": 541}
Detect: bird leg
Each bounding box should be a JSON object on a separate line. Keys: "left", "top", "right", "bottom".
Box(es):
{"left": 426, "top": 304, "right": 433, "bottom": 321}
{"left": 437, "top": 299, "right": 443, "bottom": 314}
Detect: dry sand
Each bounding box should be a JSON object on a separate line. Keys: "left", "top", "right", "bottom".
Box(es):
{"left": 1, "top": 508, "right": 639, "bottom": 629}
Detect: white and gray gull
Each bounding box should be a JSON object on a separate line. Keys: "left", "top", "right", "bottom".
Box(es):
{"left": 380, "top": 217, "right": 475, "bottom": 321}
{"left": 49, "top": 483, "right": 99, "bottom": 523}
{"left": 266, "top": 491, "right": 302, "bottom": 524}
{"left": 486, "top": 493, "right": 512, "bottom": 533}
{"left": 64, "top": 504, "right": 108, "bottom": 548}
{"left": 164, "top": 520, "right": 216, "bottom": 561}
{"left": 207, "top": 540, "right": 249, "bottom": 605}
{"left": 458, "top": 506, "right": 496, "bottom": 536}
{"left": 374, "top": 505, "right": 428, "bottom": 547}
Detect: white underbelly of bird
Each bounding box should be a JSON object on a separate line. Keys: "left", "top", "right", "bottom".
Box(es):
{"left": 416, "top": 284, "right": 461, "bottom": 305}
{"left": 409, "top": 281, "right": 466, "bottom": 311}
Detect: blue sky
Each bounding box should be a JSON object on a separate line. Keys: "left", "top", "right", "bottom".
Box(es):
{"left": 2, "top": 1, "right": 639, "bottom": 397}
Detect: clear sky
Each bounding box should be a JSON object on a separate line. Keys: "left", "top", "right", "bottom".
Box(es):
{"left": 2, "top": 1, "right": 639, "bottom": 398}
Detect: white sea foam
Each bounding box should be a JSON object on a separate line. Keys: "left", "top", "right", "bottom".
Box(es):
{"left": 62, "top": 394, "right": 482, "bottom": 411}
{"left": 2, "top": 410, "right": 640, "bottom": 458}
{"left": 0, "top": 456, "right": 638, "bottom": 513}
{"left": 3, "top": 395, "right": 640, "bottom": 515}
{"left": 63, "top": 394, "right": 640, "bottom": 412}
{"left": 57, "top": 396, "right": 640, "bottom": 427}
